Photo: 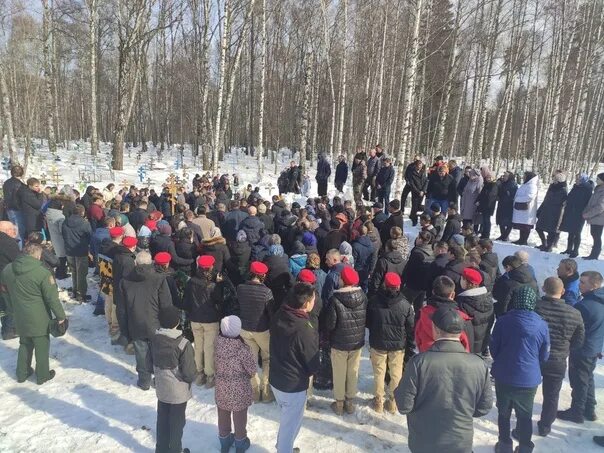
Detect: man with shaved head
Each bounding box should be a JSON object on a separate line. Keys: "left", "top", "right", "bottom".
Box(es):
{"left": 535, "top": 277, "right": 584, "bottom": 436}
{"left": 0, "top": 220, "right": 21, "bottom": 339}
{"left": 239, "top": 205, "right": 265, "bottom": 246}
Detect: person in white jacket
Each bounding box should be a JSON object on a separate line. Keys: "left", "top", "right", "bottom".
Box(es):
{"left": 512, "top": 172, "right": 539, "bottom": 245}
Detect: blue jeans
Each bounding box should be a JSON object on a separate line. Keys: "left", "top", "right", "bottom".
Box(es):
{"left": 378, "top": 189, "right": 391, "bottom": 213}
{"left": 133, "top": 339, "right": 153, "bottom": 387}
{"left": 6, "top": 209, "right": 24, "bottom": 248}
{"left": 428, "top": 198, "right": 450, "bottom": 214}
{"left": 271, "top": 386, "right": 307, "bottom": 453}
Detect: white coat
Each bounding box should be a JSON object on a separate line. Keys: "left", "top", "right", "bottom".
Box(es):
{"left": 512, "top": 176, "right": 539, "bottom": 226}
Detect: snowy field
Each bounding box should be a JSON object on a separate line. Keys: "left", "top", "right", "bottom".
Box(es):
{"left": 0, "top": 143, "right": 603, "bottom": 452}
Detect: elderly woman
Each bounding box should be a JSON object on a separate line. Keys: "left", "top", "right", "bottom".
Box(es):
{"left": 535, "top": 171, "right": 568, "bottom": 252}
{"left": 512, "top": 172, "right": 539, "bottom": 245}
{"left": 560, "top": 173, "right": 593, "bottom": 258}
{"left": 460, "top": 168, "right": 483, "bottom": 229}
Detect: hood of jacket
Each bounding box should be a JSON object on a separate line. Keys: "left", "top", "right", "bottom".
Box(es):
{"left": 332, "top": 286, "right": 366, "bottom": 309}
{"left": 64, "top": 214, "right": 87, "bottom": 229}
{"left": 583, "top": 287, "right": 604, "bottom": 305}
{"left": 45, "top": 207, "right": 65, "bottom": 222}
{"left": 384, "top": 250, "right": 405, "bottom": 265}
{"left": 203, "top": 235, "right": 226, "bottom": 247}
{"left": 127, "top": 264, "right": 159, "bottom": 282}
{"left": 355, "top": 235, "right": 373, "bottom": 250}
{"left": 11, "top": 255, "right": 43, "bottom": 276}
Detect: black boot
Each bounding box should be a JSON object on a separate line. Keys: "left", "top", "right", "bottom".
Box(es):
{"left": 55, "top": 257, "right": 70, "bottom": 280}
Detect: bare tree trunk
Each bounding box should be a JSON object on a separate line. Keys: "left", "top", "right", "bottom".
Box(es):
{"left": 395, "top": 0, "right": 423, "bottom": 197}
{"left": 87, "top": 0, "right": 99, "bottom": 155}
{"left": 257, "top": 0, "right": 266, "bottom": 175}
{"left": 374, "top": 5, "right": 388, "bottom": 143}
{"left": 212, "top": 0, "right": 231, "bottom": 174}
{"left": 0, "top": 67, "right": 16, "bottom": 161}
{"left": 299, "top": 50, "right": 313, "bottom": 175}
{"left": 42, "top": 0, "right": 57, "bottom": 155}
{"left": 335, "top": 0, "right": 348, "bottom": 158}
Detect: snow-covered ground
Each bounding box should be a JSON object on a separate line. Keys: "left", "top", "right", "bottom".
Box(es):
{"left": 0, "top": 143, "right": 603, "bottom": 452}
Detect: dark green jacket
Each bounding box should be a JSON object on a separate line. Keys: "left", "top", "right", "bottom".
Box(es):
{"left": 1, "top": 255, "right": 66, "bottom": 337}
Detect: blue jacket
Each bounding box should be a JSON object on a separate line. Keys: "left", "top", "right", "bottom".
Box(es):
{"left": 562, "top": 273, "right": 581, "bottom": 307}
{"left": 91, "top": 228, "right": 111, "bottom": 258}
{"left": 289, "top": 254, "right": 307, "bottom": 278}
{"left": 322, "top": 263, "right": 347, "bottom": 308}
{"left": 574, "top": 287, "right": 604, "bottom": 358}
{"left": 490, "top": 310, "right": 550, "bottom": 387}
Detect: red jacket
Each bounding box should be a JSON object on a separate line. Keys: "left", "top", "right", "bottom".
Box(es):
{"left": 415, "top": 300, "right": 472, "bottom": 353}
{"left": 88, "top": 203, "right": 105, "bottom": 222}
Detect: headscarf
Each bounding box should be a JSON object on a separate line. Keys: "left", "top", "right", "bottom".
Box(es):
{"left": 510, "top": 286, "right": 537, "bottom": 311}
{"left": 236, "top": 229, "right": 247, "bottom": 243}
{"left": 269, "top": 244, "right": 285, "bottom": 256}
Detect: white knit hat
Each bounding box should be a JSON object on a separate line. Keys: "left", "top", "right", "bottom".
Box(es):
{"left": 221, "top": 315, "right": 242, "bottom": 338}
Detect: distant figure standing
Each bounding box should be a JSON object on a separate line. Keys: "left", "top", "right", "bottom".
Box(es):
{"left": 495, "top": 171, "right": 518, "bottom": 241}
{"left": 512, "top": 172, "right": 539, "bottom": 246}
{"left": 334, "top": 155, "right": 348, "bottom": 193}
{"left": 3, "top": 165, "right": 27, "bottom": 244}
{"left": 582, "top": 173, "right": 604, "bottom": 260}
{"left": 315, "top": 154, "right": 331, "bottom": 197}
{"left": 375, "top": 158, "right": 395, "bottom": 210}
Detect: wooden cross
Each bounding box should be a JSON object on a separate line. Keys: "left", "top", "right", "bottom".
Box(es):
{"left": 50, "top": 165, "right": 63, "bottom": 187}
{"left": 164, "top": 173, "right": 180, "bottom": 216}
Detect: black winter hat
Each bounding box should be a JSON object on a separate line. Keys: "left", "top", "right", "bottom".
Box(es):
{"left": 431, "top": 306, "right": 464, "bottom": 334}
{"left": 159, "top": 306, "right": 181, "bottom": 329}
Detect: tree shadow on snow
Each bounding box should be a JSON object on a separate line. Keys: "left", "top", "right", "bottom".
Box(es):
{"left": 9, "top": 386, "right": 151, "bottom": 452}
{"left": 71, "top": 385, "right": 268, "bottom": 453}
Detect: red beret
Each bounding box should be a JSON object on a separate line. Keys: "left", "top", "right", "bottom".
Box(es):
{"left": 144, "top": 220, "right": 157, "bottom": 231}
{"left": 384, "top": 272, "right": 402, "bottom": 288}
{"left": 462, "top": 267, "right": 483, "bottom": 285}
{"left": 149, "top": 211, "right": 163, "bottom": 221}
{"left": 154, "top": 252, "right": 172, "bottom": 266}
{"left": 341, "top": 266, "right": 359, "bottom": 286}
{"left": 197, "top": 255, "right": 216, "bottom": 269}
{"left": 250, "top": 261, "right": 268, "bottom": 275}
{"left": 298, "top": 269, "right": 316, "bottom": 284}
{"left": 122, "top": 236, "right": 138, "bottom": 248}
{"left": 109, "top": 226, "right": 124, "bottom": 238}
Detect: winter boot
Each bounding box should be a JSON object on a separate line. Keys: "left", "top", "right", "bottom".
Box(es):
{"left": 17, "top": 367, "right": 34, "bottom": 383}
{"left": 513, "top": 442, "right": 534, "bottom": 453}
{"left": 537, "top": 421, "right": 551, "bottom": 437}
{"left": 261, "top": 386, "right": 275, "bottom": 403}
{"left": 584, "top": 409, "right": 598, "bottom": 422}
{"left": 494, "top": 441, "right": 514, "bottom": 453}
{"left": 37, "top": 369, "right": 56, "bottom": 385}
{"left": 557, "top": 408, "right": 584, "bottom": 423}
{"left": 219, "top": 433, "right": 234, "bottom": 453}
{"left": 384, "top": 399, "right": 397, "bottom": 414}
{"left": 55, "top": 257, "right": 70, "bottom": 280}
{"left": 344, "top": 398, "right": 356, "bottom": 415}
{"left": 331, "top": 400, "right": 344, "bottom": 416}
{"left": 252, "top": 387, "right": 260, "bottom": 403}
{"left": 372, "top": 397, "right": 384, "bottom": 414}
{"left": 234, "top": 436, "right": 250, "bottom": 453}
{"left": 205, "top": 375, "right": 215, "bottom": 389}
{"left": 196, "top": 372, "right": 207, "bottom": 387}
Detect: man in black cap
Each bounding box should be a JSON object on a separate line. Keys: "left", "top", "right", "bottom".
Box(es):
{"left": 395, "top": 306, "right": 492, "bottom": 453}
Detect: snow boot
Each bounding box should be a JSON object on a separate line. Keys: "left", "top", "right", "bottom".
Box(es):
{"left": 219, "top": 433, "right": 234, "bottom": 453}
{"left": 494, "top": 441, "right": 513, "bottom": 453}
{"left": 344, "top": 398, "right": 356, "bottom": 415}
{"left": 37, "top": 369, "right": 56, "bottom": 385}
{"left": 55, "top": 257, "right": 70, "bottom": 280}
{"left": 384, "top": 399, "right": 397, "bottom": 414}
{"left": 372, "top": 397, "right": 384, "bottom": 413}
{"left": 557, "top": 408, "right": 584, "bottom": 424}
{"left": 513, "top": 442, "right": 534, "bottom": 453}
{"left": 261, "top": 386, "right": 275, "bottom": 403}
{"left": 205, "top": 375, "right": 215, "bottom": 389}
{"left": 196, "top": 372, "right": 207, "bottom": 387}
{"left": 331, "top": 400, "right": 344, "bottom": 416}
{"left": 234, "top": 436, "right": 250, "bottom": 453}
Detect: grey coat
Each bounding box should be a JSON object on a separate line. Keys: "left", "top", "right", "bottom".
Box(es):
{"left": 583, "top": 184, "right": 604, "bottom": 226}
{"left": 45, "top": 208, "right": 66, "bottom": 257}
{"left": 151, "top": 328, "right": 197, "bottom": 404}
{"left": 395, "top": 339, "right": 493, "bottom": 453}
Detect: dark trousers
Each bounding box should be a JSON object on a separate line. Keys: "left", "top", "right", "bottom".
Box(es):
{"left": 362, "top": 178, "right": 375, "bottom": 201}
{"left": 17, "top": 335, "right": 50, "bottom": 382}
{"left": 217, "top": 407, "right": 248, "bottom": 439}
{"left": 156, "top": 400, "right": 187, "bottom": 453}
{"left": 317, "top": 180, "right": 328, "bottom": 197}
{"left": 569, "top": 353, "right": 597, "bottom": 415}
{"left": 514, "top": 225, "right": 532, "bottom": 245}
{"left": 133, "top": 339, "right": 153, "bottom": 387}
{"left": 566, "top": 231, "right": 582, "bottom": 254}
{"left": 378, "top": 189, "right": 391, "bottom": 212}
{"left": 67, "top": 255, "right": 88, "bottom": 298}
{"left": 480, "top": 212, "right": 492, "bottom": 239}
{"left": 409, "top": 192, "right": 423, "bottom": 226}
{"left": 537, "top": 229, "right": 559, "bottom": 249}
{"left": 403, "top": 287, "right": 426, "bottom": 321}
{"left": 335, "top": 180, "right": 345, "bottom": 192}
{"left": 482, "top": 313, "right": 495, "bottom": 355}
{"left": 539, "top": 360, "right": 566, "bottom": 429}
{"left": 590, "top": 224, "right": 603, "bottom": 258}
{"left": 495, "top": 383, "right": 537, "bottom": 450}
{"left": 401, "top": 183, "right": 412, "bottom": 208}
{"left": 499, "top": 224, "right": 513, "bottom": 240}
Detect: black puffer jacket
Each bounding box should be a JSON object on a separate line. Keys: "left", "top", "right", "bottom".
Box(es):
{"left": 236, "top": 280, "right": 274, "bottom": 332}
{"left": 535, "top": 296, "right": 585, "bottom": 362}
{"left": 323, "top": 287, "right": 368, "bottom": 351}
{"left": 492, "top": 264, "right": 539, "bottom": 316}
{"left": 119, "top": 264, "right": 173, "bottom": 340}
{"left": 371, "top": 250, "right": 407, "bottom": 294}
{"left": 367, "top": 289, "right": 415, "bottom": 353}
{"left": 443, "top": 259, "right": 468, "bottom": 295}
{"left": 456, "top": 286, "right": 494, "bottom": 354}
{"left": 403, "top": 245, "right": 434, "bottom": 291}
{"left": 264, "top": 254, "right": 294, "bottom": 310}
{"left": 227, "top": 240, "right": 251, "bottom": 285}
{"left": 182, "top": 276, "right": 222, "bottom": 323}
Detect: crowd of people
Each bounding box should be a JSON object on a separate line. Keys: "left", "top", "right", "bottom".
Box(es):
{"left": 0, "top": 152, "right": 603, "bottom": 453}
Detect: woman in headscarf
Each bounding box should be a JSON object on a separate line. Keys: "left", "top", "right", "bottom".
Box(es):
{"left": 460, "top": 168, "right": 483, "bottom": 229}
{"left": 560, "top": 173, "right": 593, "bottom": 258}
